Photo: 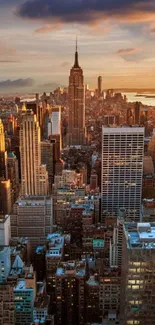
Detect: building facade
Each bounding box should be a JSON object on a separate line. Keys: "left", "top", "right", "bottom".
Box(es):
{"left": 20, "top": 110, "right": 48, "bottom": 196}
{"left": 101, "top": 127, "right": 144, "bottom": 222}
{"left": 121, "top": 222, "right": 155, "bottom": 325}
{"left": 11, "top": 196, "right": 53, "bottom": 251}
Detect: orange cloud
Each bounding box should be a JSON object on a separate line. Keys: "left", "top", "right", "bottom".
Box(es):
{"left": 0, "top": 40, "right": 16, "bottom": 56}
{"left": 116, "top": 48, "right": 141, "bottom": 55}
{"left": 35, "top": 23, "right": 62, "bottom": 33}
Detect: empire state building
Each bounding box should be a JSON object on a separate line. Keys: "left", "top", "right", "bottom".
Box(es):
{"left": 67, "top": 41, "right": 86, "bottom": 145}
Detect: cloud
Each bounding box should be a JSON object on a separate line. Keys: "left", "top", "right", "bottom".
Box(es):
{"left": 60, "top": 61, "right": 70, "bottom": 68}
{"left": 0, "top": 78, "right": 35, "bottom": 88}
{"left": 0, "top": 40, "right": 16, "bottom": 56}
{"left": 116, "top": 48, "right": 141, "bottom": 55}
{"left": 115, "top": 47, "right": 143, "bottom": 62}
{"left": 0, "top": 60, "right": 21, "bottom": 63}
{"left": 17, "top": 0, "right": 155, "bottom": 25}
{"left": 35, "top": 23, "right": 62, "bottom": 33}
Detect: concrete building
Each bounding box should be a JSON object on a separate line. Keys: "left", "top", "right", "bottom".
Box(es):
{"left": 86, "top": 275, "right": 101, "bottom": 323}
{"left": 46, "top": 234, "right": 64, "bottom": 298}
{"left": 14, "top": 267, "right": 36, "bottom": 325}
{"left": 98, "top": 76, "right": 102, "bottom": 97}
{"left": 100, "top": 268, "right": 121, "bottom": 320}
{"left": 121, "top": 222, "right": 155, "bottom": 324}
{"left": 56, "top": 260, "right": 86, "bottom": 325}
{"left": 101, "top": 127, "right": 144, "bottom": 222}
{"left": 0, "top": 246, "right": 11, "bottom": 282}
{"left": 0, "top": 119, "right": 5, "bottom": 152}
{"left": 142, "top": 199, "right": 155, "bottom": 222}
{"left": 20, "top": 110, "right": 48, "bottom": 196}
{"left": 67, "top": 41, "right": 86, "bottom": 145}
{"left": 41, "top": 140, "right": 54, "bottom": 191}
{"left": 51, "top": 106, "right": 61, "bottom": 135}
{"left": 54, "top": 169, "right": 83, "bottom": 189}
{"left": 11, "top": 196, "right": 53, "bottom": 251}
{"left": 0, "top": 215, "right": 11, "bottom": 246}
{"left": 0, "top": 179, "right": 11, "bottom": 215}
{"left": 110, "top": 208, "right": 126, "bottom": 268}
{"left": 33, "top": 295, "right": 50, "bottom": 323}
{"left": 8, "top": 152, "right": 19, "bottom": 203}
{"left": 90, "top": 169, "right": 98, "bottom": 190}
{"left": 0, "top": 119, "right": 8, "bottom": 179}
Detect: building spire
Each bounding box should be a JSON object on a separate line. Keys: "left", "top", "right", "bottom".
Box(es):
{"left": 76, "top": 36, "right": 77, "bottom": 52}
{"left": 74, "top": 36, "right": 80, "bottom": 68}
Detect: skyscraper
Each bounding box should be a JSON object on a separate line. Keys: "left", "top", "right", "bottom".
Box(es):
{"left": 67, "top": 40, "right": 86, "bottom": 145}
{"left": 98, "top": 76, "right": 102, "bottom": 97}
{"left": 0, "top": 179, "right": 11, "bottom": 215}
{"left": 0, "top": 119, "right": 5, "bottom": 152}
{"left": 121, "top": 222, "right": 155, "bottom": 324}
{"left": 101, "top": 127, "right": 144, "bottom": 222}
{"left": 20, "top": 110, "right": 48, "bottom": 195}
{"left": 135, "top": 101, "right": 141, "bottom": 125}
{"left": 0, "top": 119, "right": 8, "bottom": 179}
{"left": 47, "top": 106, "right": 61, "bottom": 137}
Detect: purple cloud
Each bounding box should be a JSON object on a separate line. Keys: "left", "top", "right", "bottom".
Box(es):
{"left": 17, "top": 0, "right": 155, "bottom": 24}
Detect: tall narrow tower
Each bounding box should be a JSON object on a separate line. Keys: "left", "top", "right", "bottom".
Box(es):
{"left": 0, "top": 119, "right": 8, "bottom": 179}
{"left": 20, "top": 110, "right": 48, "bottom": 196}
{"left": 67, "top": 39, "right": 85, "bottom": 145}
{"left": 0, "top": 119, "right": 5, "bottom": 152}
{"left": 98, "top": 76, "right": 102, "bottom": 97}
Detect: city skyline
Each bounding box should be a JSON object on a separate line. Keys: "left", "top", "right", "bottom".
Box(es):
{"left": 1, "top": 1, "right": 155, "bottom": 91}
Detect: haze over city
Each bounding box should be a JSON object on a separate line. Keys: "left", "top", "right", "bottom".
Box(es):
{"left": 1, "top": 0, "right": 155, "bottom": 91}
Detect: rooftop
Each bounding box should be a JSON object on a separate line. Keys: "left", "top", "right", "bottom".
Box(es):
{"left": 14, "top": 280, "right": 28, "bottom": 291}
{"left": 46, "top": 234, "right": 64, "bottom": 258}
{"left": 87, "top": 275, "right": 99, "bottom": 287}
{"left": 56, "top": 260, "right": 86, "bottom": 278}
{"left": 36, "top": 246, "right": 45, "bottom": 254}
{"left": 0, "top": 214, "right": 10, "bottom": 223}
{"left": 15, "top": 196, "right": 52, "bottom": 207}
{"left": 124, "top": 222, "right": 155, "bottom": 249}
{"left": 102, "top": 126, "right": 145, "bottom": 134}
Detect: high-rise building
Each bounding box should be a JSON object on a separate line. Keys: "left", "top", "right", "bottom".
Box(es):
{"left": 100, "top": 268, "right": 121, "bottom": 321}
{"left": 56, "top": 260, "right": 86, "bottom": 325}
{"left": 48, "top": 106, "right": 61, "bottom": 136}
{"left": 14, "top": 267, "right": 36, "bottom": 325}
{"left": 0, "top": 119, "right": 5, "bottom": 152}
{"left": 121, "top": 222, "right": 155, "bottom": 324}
{"left": 20, "top": 110, "right": 48, "bottom": 196}
{"left": 11, "top": 196, "right": 53, "bottom": 251}
{"left": 0, "top": 246, "right": 11, "bottom": 282}
{"left": 110, "top": 208, "right": 126, "bottom": 268}
{"left": 67, "top": 40, "right": 86, "bottom": 145}
{"left": 0, "top": 119, "right": 8, "bottom": 179}
{"left": 8, "top": 152, "right": 19, "bottom": 203}
{"left": 135, "top": 101, "right": 141, "bottom": 125}
{"left": 0, "top": 179, "right": 11, "bottom": 215}
{"left": 0, "top": 215, "right": 11, "bottom": 246}
{"left": 98, "top": 76, "right": 102, "bottom": 97}
{"left": 86, "top": 275, "right": 100, "bottom": 323}
{"left": 41, "top": 140, "right": 54, "bottom": 191}
{"left": 46, "top": 234, "right": 64, "bottom": 299}
{"left": 101, "top": 127, "right": 144, "bottom": 222}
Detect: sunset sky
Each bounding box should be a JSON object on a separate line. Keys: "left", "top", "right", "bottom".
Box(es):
{"left": 1, "top": 0, "right": 155, "bottom": 90}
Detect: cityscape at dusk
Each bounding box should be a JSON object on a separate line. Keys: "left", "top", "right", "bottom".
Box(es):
{"left": 1, "top": 1, "right": 155, "bottom": 325}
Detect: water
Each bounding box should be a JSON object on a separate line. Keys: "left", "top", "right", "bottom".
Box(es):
{"left": 123, "top": 92, "right": 155, "bottom": 107}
